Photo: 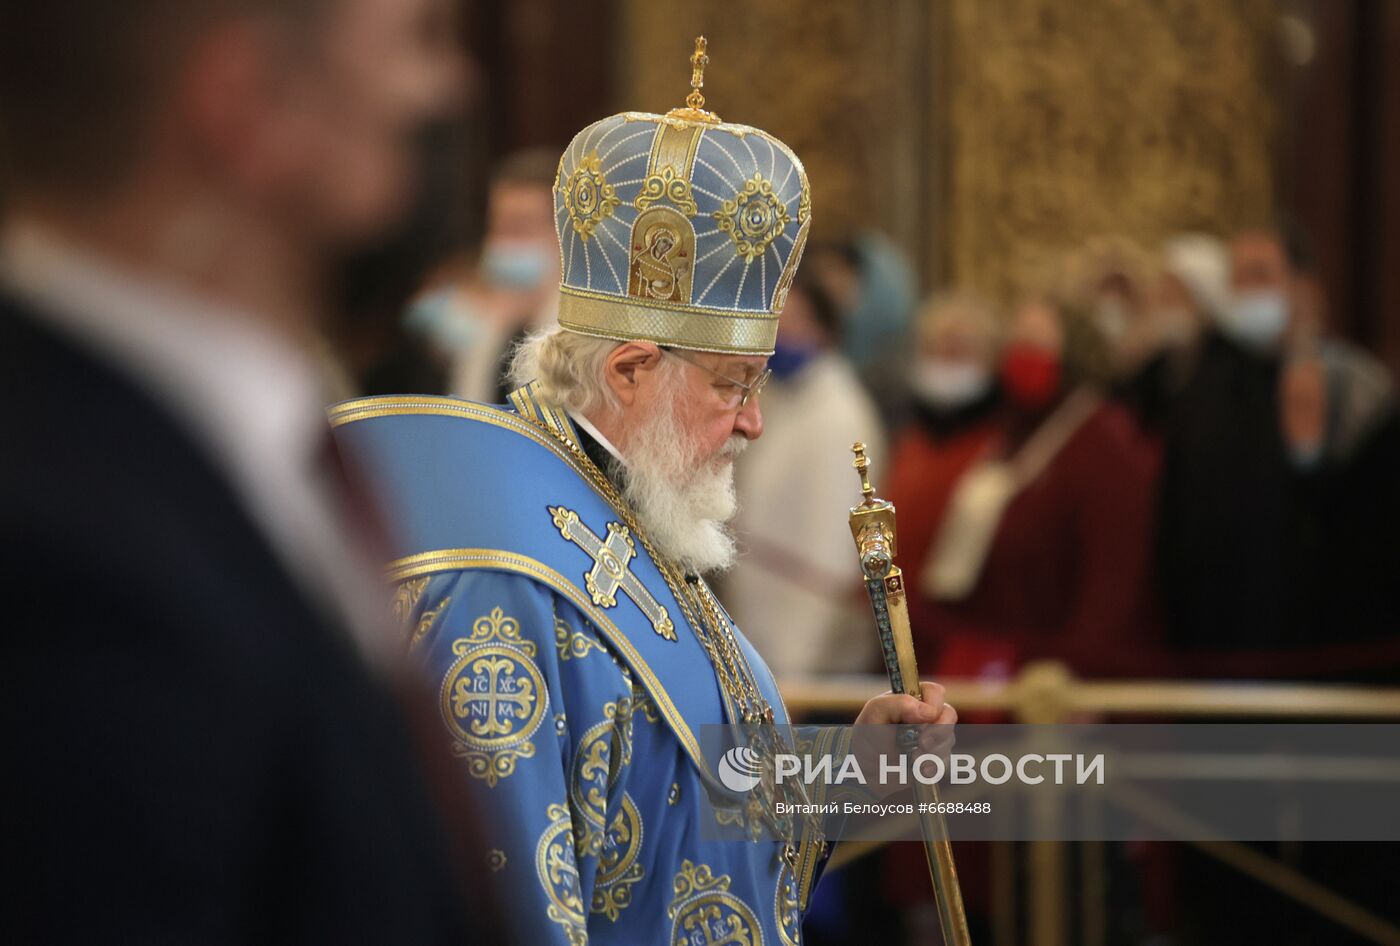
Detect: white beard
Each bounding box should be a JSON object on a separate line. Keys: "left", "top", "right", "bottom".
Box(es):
{"left": 611, "top": 384, "right": 747, "bottom": 576}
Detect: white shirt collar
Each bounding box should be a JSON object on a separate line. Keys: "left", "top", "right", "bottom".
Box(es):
{"left": 0, "top": 219, "right": 326, "bottom": 479}
{"left": 567, "top": 408, "right": 626, "bottom": 464}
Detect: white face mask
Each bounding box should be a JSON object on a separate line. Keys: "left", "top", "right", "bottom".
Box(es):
{"left": 911, "top": 359, "right": 992, "bottom": 409}
{"left": 1219, "top": 290, "right": 1289, "bottom": 351}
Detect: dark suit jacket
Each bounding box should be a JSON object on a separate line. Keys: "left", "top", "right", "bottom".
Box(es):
{"left": 0, "top": 295, "right": 471, "bottom": 944}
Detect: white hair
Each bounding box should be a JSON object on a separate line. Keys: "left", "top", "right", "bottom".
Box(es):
{"left": 508, "top": 326, "right": 623, "bottom": 415}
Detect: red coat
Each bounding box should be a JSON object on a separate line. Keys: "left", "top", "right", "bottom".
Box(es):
{"left": 891, "top": 401, "right": 1162, "bottom": 680}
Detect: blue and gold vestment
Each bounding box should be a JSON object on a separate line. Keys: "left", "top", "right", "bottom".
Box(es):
{"left": 330, "top": 383, "right": 835, "bottom": 946}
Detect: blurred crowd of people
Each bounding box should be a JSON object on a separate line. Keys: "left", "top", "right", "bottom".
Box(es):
{"left": 739, "top": 223, "right": 1400, "bottom": 685}
{"left": 363, "top": 150, "right": 1400, "bottom": 686}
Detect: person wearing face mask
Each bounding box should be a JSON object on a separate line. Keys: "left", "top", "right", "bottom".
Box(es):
{"left": 1284, "top": 340, "right": 1400, "bottom": 672}
{"left": 1070, "top": 236, "right": 1157, "bottom": 364}
{"left": 885, "top": 292, "right": 1003, "bottom": 641}
{"left": 1108, "top": 233, "right": 1228, "bottom": 436}
{"left": 911, "top": 295, "right": 1162, "bottom": 680}
{"left": 805, "top": 236, "right": 920, "bottom": 429}
{"left": 0, "top": 0, "right": 492, "bottom": 940}
{"left": 397, "top": 148, "right": 563, "bottom": 402}
{"left": 1161, "top": 223, "right": 1400, "bottom": 677}
{"left": 719, "top": 272, "right": 884, "bottom": 677}
{"left": 1160, "top": 225, "right": 1325, "bottom": 669}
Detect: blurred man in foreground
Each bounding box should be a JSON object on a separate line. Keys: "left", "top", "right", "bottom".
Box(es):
{"left": 0, "top": 0, "right": 476, "bottom": 941}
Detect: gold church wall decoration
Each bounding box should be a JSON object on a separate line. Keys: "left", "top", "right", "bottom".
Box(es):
{"left": 939, "top": 0, "right": 1278, "bottom": 302}
{"left": 618, "top": 0, "right": 1278, "bottom": 300}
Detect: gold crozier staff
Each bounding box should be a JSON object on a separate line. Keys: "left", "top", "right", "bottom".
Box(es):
{"left": 847, "top": 441, "right": 972, "bottom": 946}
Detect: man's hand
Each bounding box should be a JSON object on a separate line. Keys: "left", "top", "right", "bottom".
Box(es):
{"left": 850, "top": 682, "right": 957, "bottom": 798}
{"left": 855, "top": 681, "right": 957, "bottom": 726}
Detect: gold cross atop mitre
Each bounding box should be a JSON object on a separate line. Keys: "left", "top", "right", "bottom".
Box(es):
{"left": 666, "top": 36, "right": 721, "bottom": 124}
{"left": 688, "top": 36, "right": 709, "bottom": 108}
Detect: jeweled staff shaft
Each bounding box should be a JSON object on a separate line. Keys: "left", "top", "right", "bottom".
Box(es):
{"left": 848, "top": 442, "right": 971, "bottom": 946}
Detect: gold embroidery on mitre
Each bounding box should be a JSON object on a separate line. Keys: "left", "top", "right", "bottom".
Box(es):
{"left": 439, "top": 607, "right": 548, "bottom": 787}
{"left": 627, "top": 207, "right": 696, "bottom": 304}
{"left": 796, "top": 166, "right": 812, "bottom": 225}
{"left": 635, "top": 120, "right": 705, "bottom": 217}
{"left": 668, "top": 859, "right": 763, "bottom": 946}
{"left": 537, "top": 803, "right": 589, "bottom": 945}
{"left": 771, "top": 217, "right": 811, "bottom": 313}
{"left": 634, "top": 165, "right": 698, "bottom": 217}
{"left": 562, "top": 150, "right": 619, "bottom": 242}
{"left": 714, "top": 172, "right": 791, "bottom": 263}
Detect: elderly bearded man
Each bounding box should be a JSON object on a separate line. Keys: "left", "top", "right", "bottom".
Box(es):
{"left": 331, "top": 44, "right": 955, "bottom": 946}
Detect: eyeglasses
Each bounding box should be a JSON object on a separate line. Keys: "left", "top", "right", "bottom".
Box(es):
{"left": 663, "top": 348, "right": 771, "bottom": 409}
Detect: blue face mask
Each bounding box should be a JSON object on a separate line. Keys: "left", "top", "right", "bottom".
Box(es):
{"left": 767, "top": 341, "right": 820, "bottom": 380}
{"left": 1219, "top": 290, "right": 1289, "bottom": 351}
{"left": 480, "top": 243, "right": 551, "bottom": 289}
{"left": 404, "top": 288, "right": 482, "bottom": 350}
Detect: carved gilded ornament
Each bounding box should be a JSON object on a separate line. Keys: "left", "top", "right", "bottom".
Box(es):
{"left": 942, "top": 0, "right": 1276, "bottom": 300}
